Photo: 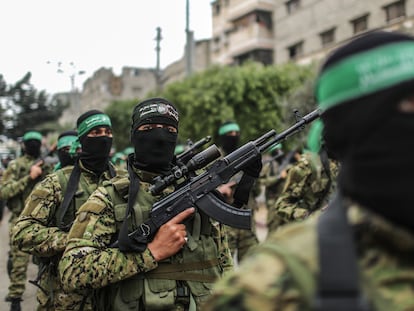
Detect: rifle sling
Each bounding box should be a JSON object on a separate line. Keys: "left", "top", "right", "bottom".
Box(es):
{"left": 316, "top": 192, "right": 371, "bottom": 311}
{"left": 117, "top": 156, "right": 142, "bottom": 252}
{"left": 57, "top": 160, "right": 115, "bottom": 231}
{"left": 57, "top": 162, "right": 81, "bottom": 230}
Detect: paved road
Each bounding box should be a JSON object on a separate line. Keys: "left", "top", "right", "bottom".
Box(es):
{"left": 0, "top": 209, "right": 37, "bottom": 311}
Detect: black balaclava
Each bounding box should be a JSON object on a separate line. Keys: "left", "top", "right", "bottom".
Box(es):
{"left": 316, "top": 31, "right": 414, "bottom": 230}
{"left": 218, "top": 121, "right": 240, "bottom": 155}
{"left": 57, "top": 130, "right": 78, "bottom": 168}
{"left": 24, "top": 140, "right": 41, "bottom": 158}
{"left": 22, "top": 131, "right": 43, "bottom": 158}
{"left": 77, "top": 110, "right": 113, "bottom": 175}
{"left": 130, "top": 97, "right": 179, "bottom": 175}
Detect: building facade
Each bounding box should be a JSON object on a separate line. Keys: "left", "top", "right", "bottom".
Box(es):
{"left": 274, "top": 0, "right": 414, "bottom": 65}
{"left": 58, "top": 67, "right": 157, "bottom": 127}
{"left": 211, "top": 0, "right": 414, "bottom": 66}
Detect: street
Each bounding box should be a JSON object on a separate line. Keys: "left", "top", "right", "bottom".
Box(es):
{"left": 0, "top": 209, "right": 37, "bottom": 311}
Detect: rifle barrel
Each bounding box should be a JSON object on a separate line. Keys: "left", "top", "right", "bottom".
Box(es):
{"left": 259, "top": 109, "right": 321, "bottom": 152}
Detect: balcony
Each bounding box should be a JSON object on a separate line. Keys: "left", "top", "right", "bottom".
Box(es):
{"left": 228, "top": 22, "right": 274, "bottom": 57}
{"left": 228, "top": 0, "right": 274, "bottom": 21}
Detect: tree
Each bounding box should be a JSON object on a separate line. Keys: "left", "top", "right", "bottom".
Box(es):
{"left": 1, "top": 72, "right": 67, "bottom": 138}
{"left": 106, "top": 61, "right": 316, "bottom": 152}
{"left": 105, "top": 99, "right": 137, "bottom": 151}
{"left": 160, "top": 61, "right": 315, "bottom": 146}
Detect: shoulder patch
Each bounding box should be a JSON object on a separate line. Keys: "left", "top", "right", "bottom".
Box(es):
{"left": 77, "top": 188, "right": 109, "bottom": 214}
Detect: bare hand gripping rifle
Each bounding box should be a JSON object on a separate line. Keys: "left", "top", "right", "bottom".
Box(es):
{"left": 111, "top": 109, "right": 321, "bottom": 251}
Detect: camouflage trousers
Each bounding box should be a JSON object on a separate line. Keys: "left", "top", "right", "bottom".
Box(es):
{"left": 225, "top": 225, "right": 259, "bottom": 264}
{"left": 34, "top": 262, "right": 93, "bottom": 311}
{"left": 7, "top": 226, "right": 30, "bottom": 299}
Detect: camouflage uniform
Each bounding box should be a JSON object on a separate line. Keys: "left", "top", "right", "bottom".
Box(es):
{"left": 258, "top": 153, "right": 294, "bottom": 222}
{"left": 267, "top": 152, "right": 339, "bottom": 233}
{"left": 224, "top": 195, "right": 259, "bottom": 264}
{"left": 220, "top": 158, "right": 259, "bottom": 264}
{"left": 58, "top": 168, "right": 233, "bottom": 311}
{"left": 204, "top": 200, "right": 414, "bottom": 310}
{"left": 0, "top": 154, "right": 52, "bottom": 301}
{"left": 12, "top": 162, "right": 125, "bottom": 310}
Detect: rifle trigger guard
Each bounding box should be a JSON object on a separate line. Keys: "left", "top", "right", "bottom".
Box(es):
{"left": 140, "top": 224, "right": 151, "bottom": 236}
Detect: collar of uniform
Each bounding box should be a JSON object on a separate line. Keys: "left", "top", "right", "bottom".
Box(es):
{"left": 131, "top": 165, "right": 159, "bottom": 183}
{"left": 78, "top": 159, "right": 112, "bottom": 179}
{"left": 347, "top": 199, "right": 414, "bottom": 251}
{"left": 130, "top": 166, "right": 176, "bottom": 195}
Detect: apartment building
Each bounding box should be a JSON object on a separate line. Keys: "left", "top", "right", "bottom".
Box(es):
{"left": 212, "top": 0, "right": 275, "bottom": 65}
{"left": 211, "top": 0, "right": 414, "bottom": 66}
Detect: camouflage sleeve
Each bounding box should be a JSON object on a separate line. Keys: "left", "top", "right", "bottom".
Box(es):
{"left": 0, "top": 160, "right": 31, "bottom": 200}
{"left": 268, "top": 160, "right": 312, "bottom": 230}
{"left": 59, "top": 187, "right": 158, "bottom": 292}
{"left": 212, "top": 222, "right": 234, "bottom": 274}
{"left": 203, "top": 251, "right": 302, "bottom": 311}
{"left": 12, "top": 174, "right": 68, "bottom": 257}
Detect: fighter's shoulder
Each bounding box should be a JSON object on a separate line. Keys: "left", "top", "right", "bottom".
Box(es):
{"left": 258, "top": 214, "right": 319, "bottom": 270}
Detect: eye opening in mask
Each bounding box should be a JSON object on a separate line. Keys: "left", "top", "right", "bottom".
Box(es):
{"left": 136, "top": 124, "right": 177, "bottom": 133}
{"left": 397, "top": 95, "right": 414, "bottom": 113}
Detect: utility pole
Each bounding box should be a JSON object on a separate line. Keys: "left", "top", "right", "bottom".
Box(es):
{"left": 155, "top": 27, "right": 162, "bottom": 91}
{"left": 47, "top": 60, "right": 85, "bottom": 114}
{"left": 185, "top": 0, "right": 194, "bottom": 76}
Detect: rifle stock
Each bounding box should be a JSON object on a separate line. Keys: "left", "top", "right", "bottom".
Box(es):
{"left": 112, "top": 109, "right": 321, "bottom": 251}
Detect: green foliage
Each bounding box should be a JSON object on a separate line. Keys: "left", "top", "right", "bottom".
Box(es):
{"left": 0, "top": 72, "right": 67, "bottom": 139}
{"left": 161, "top": 61, "right": 316, "bottom": 146}
{"left": 105, "top": 61, "right": 318, "bottom": 152}
{"left": 104, "top": 99, "right": 137, "bottom": 151}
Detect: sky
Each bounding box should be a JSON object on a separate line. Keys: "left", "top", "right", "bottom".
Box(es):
{"left": 0, "top": 0, "right": 213, "bottom": 95}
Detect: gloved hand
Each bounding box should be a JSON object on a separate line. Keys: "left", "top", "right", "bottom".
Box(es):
{"left": 242, "top": 155, "right": 263, "bottom": 178}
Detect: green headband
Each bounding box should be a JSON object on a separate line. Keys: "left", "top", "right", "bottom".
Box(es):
{"left": 307, "top": 119, "right": 324, "bottom": 153}
{"left": 175, "top": 144, "right": 185, "bottom": 155}
{"left": 77, "top": 114, "right": 112, "bottom": 137}
{"left": 23, "top": 131, "right": 42, "bottom": 142}
{"left": 316, "top": 41, "right": 414, "bottom": 111}
{"left": 219, "top": 123, "right": 240, "bottom": 135}
{"left": 57, "top": 135, "right": 78, "bottom": 150}
{"left": 269, "top": 143, "right": 282, "bottom": 153}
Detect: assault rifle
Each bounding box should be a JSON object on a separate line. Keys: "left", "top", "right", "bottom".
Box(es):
{"left": 111, "top": 109, "right": 321, "bottom": 251}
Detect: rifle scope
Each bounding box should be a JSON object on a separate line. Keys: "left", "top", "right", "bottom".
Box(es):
{"left": 150, "top": 144, "right": 221, "bottom": 195}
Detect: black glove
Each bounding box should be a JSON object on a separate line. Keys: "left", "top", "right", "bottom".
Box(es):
{"left": 242, "top": 155, "right": 263, "bottom": 178}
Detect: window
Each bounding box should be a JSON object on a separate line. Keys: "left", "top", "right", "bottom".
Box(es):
{"left": 351, "top": 15, "right": 369, "bottom": 34}
{"left": 286, "top": 0, "right": 300, "bottom": 15}
{"left": 288, "top": 41, "right": 303, "bottom": 60}
{"left": 320, "top": 28, "right": 336, "bottom": 46}
{"left": 213, "top": 1, "right": 221, "bottom": 16}
{"left": 256, "top": 11, "right": 273, "bottom": 30}
{"left": 383, "top": 1, "right": 405, "bottom": 22}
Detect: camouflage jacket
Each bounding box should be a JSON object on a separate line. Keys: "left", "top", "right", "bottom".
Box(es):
{"left": 205, "top": 200, "right": 414, "bottom": 311}
{"left": 267, "top": 152, "right": 339, "bottom": 232}
{"left": 13, "top": 161, "right": 126, "bottom": 257}
{"left": 58, "top": 167, "right": 233, "bottom": 310}
{"left": 0, "top": 154, "right": 52, "bottom": 221}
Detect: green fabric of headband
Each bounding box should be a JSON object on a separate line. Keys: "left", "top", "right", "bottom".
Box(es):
{"left": 57, "top": 135, "right": 78, "bottom": 150}
{"left": 316, "top": 41, "right": 414, "bottom": 111}
{"left": 23, "top": 131, "right": 42, "bottom": 141}
{"left": 77, "top": 114, "right": 111, "bottom": 137}
{"left": 219, "top": 123, "right": 240, "bottom": 135}
{"left": 307, "top": 119, "right": 324, "bottom": 153}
